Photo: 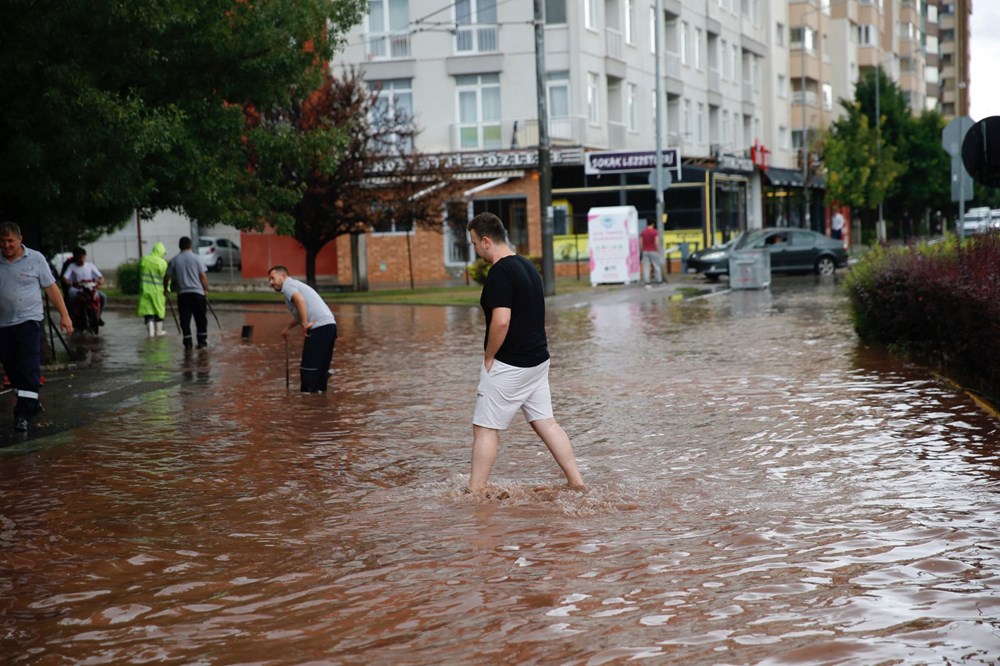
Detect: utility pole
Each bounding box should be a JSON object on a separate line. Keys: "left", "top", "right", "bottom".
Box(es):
{"left": 654, "top": 0, "right": 665, "bottom": 240}
{"left": 533, "top": 0, "right": 554, "bottom": 296}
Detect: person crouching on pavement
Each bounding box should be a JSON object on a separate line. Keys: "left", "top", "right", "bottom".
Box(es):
{"left": 138, "top": 241, "right": 169, "bottom": 337}
{"left": 268, "top": 266, "right": 337, "bottom": 394}
{"left": 0, "top": 222, "right": 73, "bottom": 433}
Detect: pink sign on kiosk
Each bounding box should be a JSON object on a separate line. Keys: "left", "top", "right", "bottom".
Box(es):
{"left": 587, "top": 206, "right": 641, "bottom": 286}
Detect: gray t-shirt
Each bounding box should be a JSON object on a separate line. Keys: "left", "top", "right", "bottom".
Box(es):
{"left": 0, "top": 245, "right": 55, "bottom": 327}
{"left": 166, "top": 250, "right": 205, "bottom": 295}
{"left": 281, "top": 277, "right": 335, "bottom": 328}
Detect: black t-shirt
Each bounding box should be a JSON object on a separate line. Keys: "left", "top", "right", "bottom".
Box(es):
{"left": 481, "top": 254, "right": 550, "bottom": 368}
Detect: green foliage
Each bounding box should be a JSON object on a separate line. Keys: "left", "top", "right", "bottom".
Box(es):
{"left": 468, "top": 255, "right": 543, "bottom": 286}
{"left": 0, "top": 0, "right": 366, "bottom": 256}
{"left": 825, "top": 68, "right": 954, "bottom": 228}
{"left": 116, "top": 261, "right": 141, "bottom": 295}
{"left": 845, "top": 234, "right": 1000, "bottom": 401}
{"left": 468, "top": 258, "right": 491, "bottom": 285}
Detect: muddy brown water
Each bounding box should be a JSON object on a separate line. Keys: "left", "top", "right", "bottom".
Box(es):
{"left": 1, "top": 278, "right": 998, "bottom": 664}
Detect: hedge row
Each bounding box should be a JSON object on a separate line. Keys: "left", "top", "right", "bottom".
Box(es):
{"left": 844, "top": 234, "right": 1000, "bottom": 403}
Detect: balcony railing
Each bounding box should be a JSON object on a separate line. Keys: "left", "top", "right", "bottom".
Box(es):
{"left": 665, "top": 51, "right": 681, "bottom": 77}
{"left": 606, "top": 27, "right": 624, "bottom": 60}
{"left": 366, "top": 32, "right": 411, "bottom": 59}
{"left": 455, "top": 24, "right": 498, "bottom": 54}
{"left": 708, "top": 68, "right": 721, "bottom": 91}
{"left": 449, "top": 116, "right": 587, "bottom": 151}
{"left": 607, "top": 121, "right": 626, "bottom": 148}
{"left": 792, "top": 90, "right": 820, "bottom": 107}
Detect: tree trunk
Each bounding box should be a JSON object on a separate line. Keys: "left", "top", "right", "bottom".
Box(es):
{"left": 305, "top": 246, "right": 318, "bottom": 288}
{"left": 350, "top": 232, "right": 369, "bottom": 292}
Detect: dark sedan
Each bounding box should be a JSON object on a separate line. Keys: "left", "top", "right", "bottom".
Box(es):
{"left": 686, "top": 228, "right": 848, "bottom": 281}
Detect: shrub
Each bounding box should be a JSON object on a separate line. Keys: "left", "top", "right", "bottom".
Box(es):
{"left": 845, "top": 233, "right": 1000, "bottom": 402}
{"left": 116, "top": 261, "right": 141, "bottom": 295}
{"left": 468, "top": 254, "right": 544, "bottom": 286}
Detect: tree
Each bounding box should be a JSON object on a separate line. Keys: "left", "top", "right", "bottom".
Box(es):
{"left": 247, "top": 68, "right": 461, "bottom": 287}
{"left": 824, "top": 101, "right": 902, "bottom": 238}
{"left": 892, "top": 110, "right": 950, "bottom": 228}
{"left": 0, "top": 0, "right": 365, "bottom": 254}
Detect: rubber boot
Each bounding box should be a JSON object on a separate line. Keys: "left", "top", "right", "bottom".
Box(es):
{"left": 156, "top": 321, "right": 166, "bottom": 336}
{"left": 147, "top": 320, "right": 156, "bottom": 337}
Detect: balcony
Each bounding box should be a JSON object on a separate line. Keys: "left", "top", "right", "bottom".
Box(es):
{"left": 449, "top": 116, "right": 587, "bottom": 151}
{"left": 455, "top": 24, "right": 498, "bottom": 54}
{"left": 607, "top": 121, "right": 626, "bottom": 149}
{"left": 606, "top": 27, "right": 624, "bottom": 61}
{"left": 366, "top": 32, "right": 411, "bottom": 60}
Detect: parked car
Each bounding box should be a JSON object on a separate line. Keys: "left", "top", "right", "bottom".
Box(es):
{"left": 687, "top": 228, "right": 848, "bottom": 282}
{"left": 958, "top": 207, "right": 991, "bottom": 235}
{"left": 198, "top": 236, "right": 241, "bottom": 271}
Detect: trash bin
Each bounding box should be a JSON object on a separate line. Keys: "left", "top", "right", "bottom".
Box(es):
{"left": 728, "top": 249, "right": 771, "bottom": 289}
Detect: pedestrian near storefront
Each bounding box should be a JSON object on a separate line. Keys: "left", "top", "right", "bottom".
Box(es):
{"left": 831, "top": 208, "right": 845, "bottom": 241}
{"left": 0, "top": 222, "right": 73, "bottom": 433}
{"left": 639, "top": 219, "right": 665, "bottom": 285}
{"left": 466, "top": 212, "right": 587, "bottom": 494}
{"left": 268, "top": 266, "right": 337, "bottom": 394}
{"left": 138, "top": 241, "right": 168, "bottom": 337}
{"left": 165, "top": 237, "right": 209, "bottom": 349}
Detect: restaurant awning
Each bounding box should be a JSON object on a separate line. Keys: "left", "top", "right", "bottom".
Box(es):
{"left": 762, "top": 167, "right": 804, "bottom": 187}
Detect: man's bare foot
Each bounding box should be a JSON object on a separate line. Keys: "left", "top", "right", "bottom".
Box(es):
{"left": 567, "top": 482, "right": 589, "bottom": 494}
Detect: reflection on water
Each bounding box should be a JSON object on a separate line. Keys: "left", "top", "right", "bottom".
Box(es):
{"left": 2, "top": 280, "right": 999, "bottom": 664}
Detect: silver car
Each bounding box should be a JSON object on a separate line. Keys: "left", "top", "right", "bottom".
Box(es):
{"left": 198, "top": 236, "right": 242, "bottom": 271}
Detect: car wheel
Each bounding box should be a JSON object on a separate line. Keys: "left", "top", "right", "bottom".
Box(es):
{"left": 815, "top": 256, "right": 836, "bottom": 276}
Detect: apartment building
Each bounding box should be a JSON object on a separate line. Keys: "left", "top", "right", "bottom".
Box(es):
{"left": 326, "top": 0, "right": 958, "bottom": 285}
{"left": 328, "top": 0, "right": 791, "bottom": 284}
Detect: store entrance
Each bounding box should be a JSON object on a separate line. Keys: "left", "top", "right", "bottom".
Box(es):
{"left": 472, "top": 197, "right": 528, "bottom": 255}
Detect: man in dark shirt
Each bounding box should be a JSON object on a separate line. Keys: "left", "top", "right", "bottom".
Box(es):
{"left": 466, "top": 212, "right": 587, "bottom": 494}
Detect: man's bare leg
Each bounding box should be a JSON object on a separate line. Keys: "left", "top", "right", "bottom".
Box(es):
{"left": 530, "top": 417, "right": 588, "bottom": 491}
{"left": 468, "top": 425, "right": 500, "bottom": 491}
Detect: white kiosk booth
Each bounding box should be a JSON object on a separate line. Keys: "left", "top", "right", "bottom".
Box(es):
{"left": 587, "top": 206, "right": 641, "bottom": 286}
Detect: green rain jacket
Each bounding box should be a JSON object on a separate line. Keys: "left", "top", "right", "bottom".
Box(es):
{"left": 137, "top": 242, "right": 168, "bottom": 319}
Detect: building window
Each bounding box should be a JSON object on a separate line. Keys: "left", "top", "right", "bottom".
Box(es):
{"left": 366, "top": 0, "right": 410, "bottom": 59}
{"left": 680, "top": 21, "right": 689, "bottom": 65}
{"left": 683, "top": 98, "right": 691, "bottom": 139}
{"left": 545, "top": 0, "right": 567, "bottom": 24}
{"left": 547, "top": 71, "right": 571, "bottom": 138}
{"left": 720, "top": 39, "right": 729, "bottom": 79}
{"left": 456, "top": 74, "right": 501, "bottom": 149}
{"left": 649, "top": 7, "right": 656, "bottom": 53}
{"left": 722, "top": 109, "right": 730, "bottom": 145}
{"left": 779, "top": 126, "right": 788, "bottom": 150}
{"left": 792, "top": 26, "right": 816, "bottom": 52}
{"left": 585, "top": 0, "right": 597, "bottom": 30}
{"left": 587, "top": 72, "right": 600, "bottom": 124}
{"left": 776, "top": 22, "right": 784, "bottom": 46}
{"left": 822, "top": 83, "right": 833, "bottom": 110}
{"left": 455, "top": 0, "right": 498, "bottom": 53}
{"left": 370, "top": 78, "right": 413, "bottom": 154}
{"left": 627, "top": 83, "right": 638, "bottom": 131}
{"left": 625, "top": 0, "right": 635, "bottom": 44}
{"left": 856, "top": 24, "right": 876, "bottom": 47}
{"left": 697, "top": 102, "right": 705, "bottom": 143}
{"left": 695, "top": 28, "right": 703, "bottom": 70}
{"left": 778, "top": 74, "right": 787, "bottom": 98}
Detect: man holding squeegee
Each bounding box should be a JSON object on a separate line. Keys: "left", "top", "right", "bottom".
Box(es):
{"left": 268, "top": 266, "right": 337, "bottom": 394}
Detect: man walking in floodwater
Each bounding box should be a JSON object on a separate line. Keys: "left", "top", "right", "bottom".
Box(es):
{"left": 466, "top": 212, "right": 587, "bottom": 494}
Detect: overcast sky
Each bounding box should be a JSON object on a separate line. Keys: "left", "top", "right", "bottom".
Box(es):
{"left": 969, "top": 2, "right": 1000, "bottom": 121}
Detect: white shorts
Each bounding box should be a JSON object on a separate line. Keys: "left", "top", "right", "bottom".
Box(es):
{"left": 473, "top": 359, "right": 553, "bottom": 430}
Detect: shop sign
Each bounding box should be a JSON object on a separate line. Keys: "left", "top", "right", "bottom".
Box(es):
{"left": 369, "top": 147, "right": 584, "bottom": 175}
{"left": 718, "top": 154, "right": 754, "bottom": 173}
{"left": 584, "top": 149, "right": 681, "bottom": 175}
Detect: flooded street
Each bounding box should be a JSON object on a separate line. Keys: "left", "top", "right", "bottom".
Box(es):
{"left": 2, "top": 278, "right": 999, "bottom": 664}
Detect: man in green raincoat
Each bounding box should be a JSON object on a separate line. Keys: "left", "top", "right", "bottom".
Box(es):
{"left": 137, "top": 242, "right": 169, "bottom": 337}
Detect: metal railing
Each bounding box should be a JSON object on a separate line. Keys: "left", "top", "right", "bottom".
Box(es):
{"left": 366, "top": 32, "right": 411, "bottom": 59}
{"left": 606, "top": 27, "right": 624, "bottom": 60}
{"left": 455, "top": 24, "right": 498, "bottom": 54}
